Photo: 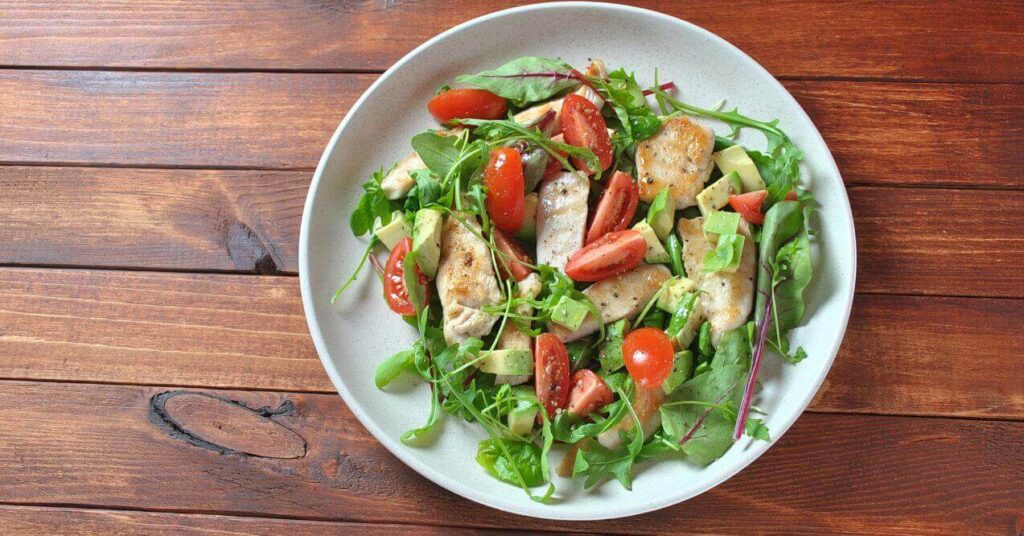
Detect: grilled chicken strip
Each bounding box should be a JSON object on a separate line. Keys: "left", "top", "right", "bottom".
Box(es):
{"left": 536, "top": 170, "right": 589, "bottom": 271}
{"left": 676, "top": 217, "right": 756, "bottom": 346}
{"left": 636, "top": 116, "right": 716, "bottom": 209}
{"left": 436, "top": 214, "right": 503, "bottom": 344}
{"left": 550, "top": 264, "right": 672, "bottom": 342}
{"left": 380, "top": 152, "right": 426, "bottom": 201}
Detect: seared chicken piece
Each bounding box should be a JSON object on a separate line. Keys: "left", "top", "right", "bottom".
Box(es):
{"left": 494, "top": 273, "right": 543, "bottom": 385}
{"left": 676, "top": 217, "right": 756, "bottom": 346}
{"left": 514, "top": 99, "right": 564, "bottom": 131}
{"left": 636, "top": 116, "right": 716, "bottom": 209}
{"left": 436, "top": 214, "right": 503, "bottom": 344}
{"left": 597, "top": 386, "right": 665, "bottom": 450}
{"left": 574, "top": 58, "right": 609, "bottom": 109}
{"left": 536, "top": 171, "right": 589, "bottom": 271}
{"left": 380, "top": 152, "right": 426, "bottom": 201}
{"left": 550, "top": 264, "right": 671, "bottom": 342}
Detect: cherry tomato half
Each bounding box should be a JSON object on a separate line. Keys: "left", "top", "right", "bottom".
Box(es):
{"left": 586, "top": 171, "right": 639, "bottom": 244}
{"left": 492, "top": 228, "right": 534, "bottom": 282}
{"left": 535, "top": 333, "right": 571, "bottom": 418}
{"left": 484, "top": 148, "right": 526, "bottom": 234}
{"left": 622, "top": 327, "right": 674, "bottom": 389}
{"left": 560, "top": 94, "right": 613, "bottom": 175}
{"left": 383, "top": 237, "right": 429, "bottom": 316}
{"left": 564, "top": 229, "right": 646, "bottom": 282}
{"left": 729, "top": 189, "right": 799, "bottom": 225}
{"left": 567, "top": 369, "right": 614, "bottom": 417}
{"left": 427, "top": 88, "right": 508, "bottom": 123}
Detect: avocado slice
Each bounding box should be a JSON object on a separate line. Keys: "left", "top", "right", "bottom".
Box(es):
{"left": 645, "top": 188, "right": 675, "bottom": 240}
{"left": 696, "top": 171, "right": 742, "bottom": 216}
{"left": 373, "top": 210, "right": 411, "bottom": 250}
{"left": 507, "top": 387, "right": 538, "bottom": 435}
{"left": 550, "top": 295, "right": 590, "bottom": 331}
{"left": 714, "top": 145, "right": 766, "bottom": 192}
{"left": 656, "top": 276, "right": 698, "bottom": 313}
{"left": 633, "top": 221, "right": 670, "bottom": 264}
{"left": 516, "top": 193, "right": 539, "bottom": 241}
{"left": 412, "top": 208, "right": 443, "bottom": 277}
{"left": 702, "top": 210, "right": 740, "bottom": 244}
{"left": 477, "top": 349, "right": 534, "bottom": 376}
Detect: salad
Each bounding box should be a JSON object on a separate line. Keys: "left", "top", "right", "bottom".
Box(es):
{"left": 339, "top": 56, "right": 814, "bottom": 501}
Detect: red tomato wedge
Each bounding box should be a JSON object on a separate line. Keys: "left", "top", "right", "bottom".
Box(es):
{"left": 535, "top": 333, "right": 571, "bottom": 418}
{"left": 567, "top": 369, "right": 614, "bottom": 417}
{"left": 427, "top": 88, "right": 508, "bottom": 123}
{"left": 564, "top": 229, "right": 646, "bottom": 282}
{"left": 483, "top": 148, "right": 525, "bottom": 234}
{"left": 492, "top": 228, "right": 534, "bottom": 282}
{"left": 728, "top": 190, "right": 768, "bottom": 225}
{"left": 383, "top": 237, "right": 429, "bottom": 316}
{"left": 560, "top": 94, "right": 613, "bottom": 175}
{"left": 585, "top": 171, "right": 639, "bottom": 244}
{"left": 729, "top": 189, "right": 800, "bottom": 225}
{"left": 622, "top": 327, "right": 674, "bottom": 389}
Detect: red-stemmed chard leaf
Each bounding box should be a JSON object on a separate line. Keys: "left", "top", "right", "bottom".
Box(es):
{"left": 642, "top": 81, "right": 676, "bottom": 96}
{"left": 456, "top": 56, "right": 584, "bottom": 106}
{"left": 733, "top": 265, "right": 775, "bottom": 440}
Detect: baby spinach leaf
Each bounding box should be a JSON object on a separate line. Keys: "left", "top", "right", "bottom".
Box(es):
{"left": 456, "top": 56, "right": 581, "bottom": 105}
{"left": 771, "top": 231, "right": 812, "bottom": 331}
{"left": 374, "top": 348, "right": 418, "bottom": 389}
{"left": 476, "top": 439, "right": 546, "bottom": 487}
{"left": 755, "top": 201, "right": 804, "bottom": 326}
{"left": 696, "top": 321, "right": 714, "bottom": 361}
{"left": 710, "top": 327, "right": 752, "bottom": 369}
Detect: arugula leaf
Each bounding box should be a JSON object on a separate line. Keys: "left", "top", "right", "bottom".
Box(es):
{"left": 331, "top": 237, "right": 377, "bottom": 303}
{"left": 566, "top": 338, "right": 596, "bottom": 371}
{"left": 596, "top": 68, "right": 661, "bottom": 144}
{"left": 598, "top": 319, "right": 629, "bottom": 373}
{"left": 408, "top": 169, "right": 442, "bottom": 208}
{"left": 745, "top": 417, "right": 771, "bottom": 442}
{"left": 350, "top": 167, "right": 396, "bottom": 236}
{"left": 456, "top": 56, "right": 582, "bottom": 106}
{"left": 476, "top": 439, "right": 546, "bottom": 487}
{"left": 571, "top": 375, "right": 645, "bottom": 489}
{"left": 454, "top": 118, "right": 600, "bottom": 180}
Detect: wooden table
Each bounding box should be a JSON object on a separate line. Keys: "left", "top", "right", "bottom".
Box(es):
{"left": 1, "top": 2, "right": 1022, "bottom": 534}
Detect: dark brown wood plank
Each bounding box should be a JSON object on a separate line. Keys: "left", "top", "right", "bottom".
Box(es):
{"left": 1, "top": 1, "right": 1022, "bottom": 83}
{"left": 0, "top": 506, "right": 490, "bottom": 536}
{"left": 3, "top": 268, "right": 1022, "bottom": 420}
{"left": 850, "top": 186, "right": 1024, "bottom": 299}
{"left": 0, "top": 381, "right": 1020, "bottom": 534}
{"left": 787, "top": 81, "right": 1024, "bottom": 190}
{"left": 0, "top": 71, "right": 371, "bottom": 169}
{"left": 0, "top": 166, "right": 306, "bottom": 273}
{"left": 0, "top": 268, "right": 327, "bottom": 392}
{"left": 1, "top": 73, "right": 1021, "bottom": 187}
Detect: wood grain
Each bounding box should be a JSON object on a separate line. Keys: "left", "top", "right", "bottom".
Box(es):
{"left": 1, "top": 1, "right": 1022, "bottom": 83}
{"left": 1, "top": 72, "right": 1022, "bottom": 188}
{"left": 0, "top": 268, "right": 327, "bottom": 392}
{"left": 0, "top": 166, "right": 306, "bottom": 273}
{"left": 0, "top": 381, "right": 1020, "bottom": 535}
{"left": 0, "top": 506, "right": 492, "bottom": 536}
{"left": 2, "top": 268, "right": 1022, "bottom": 420}
{"left": 0, "top": 71, "right": 371, "bottom": 169}
{"left": 850, "top": 186, "right": 1024, "bottom": 299}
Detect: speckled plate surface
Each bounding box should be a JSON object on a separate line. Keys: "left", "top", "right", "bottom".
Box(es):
{"left": 300, "top": 2, "right": 855, "bottom": 520}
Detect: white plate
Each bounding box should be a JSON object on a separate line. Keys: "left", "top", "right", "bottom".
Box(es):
{"left": 300, "top": 2, "right": 855, "bottom": 521}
